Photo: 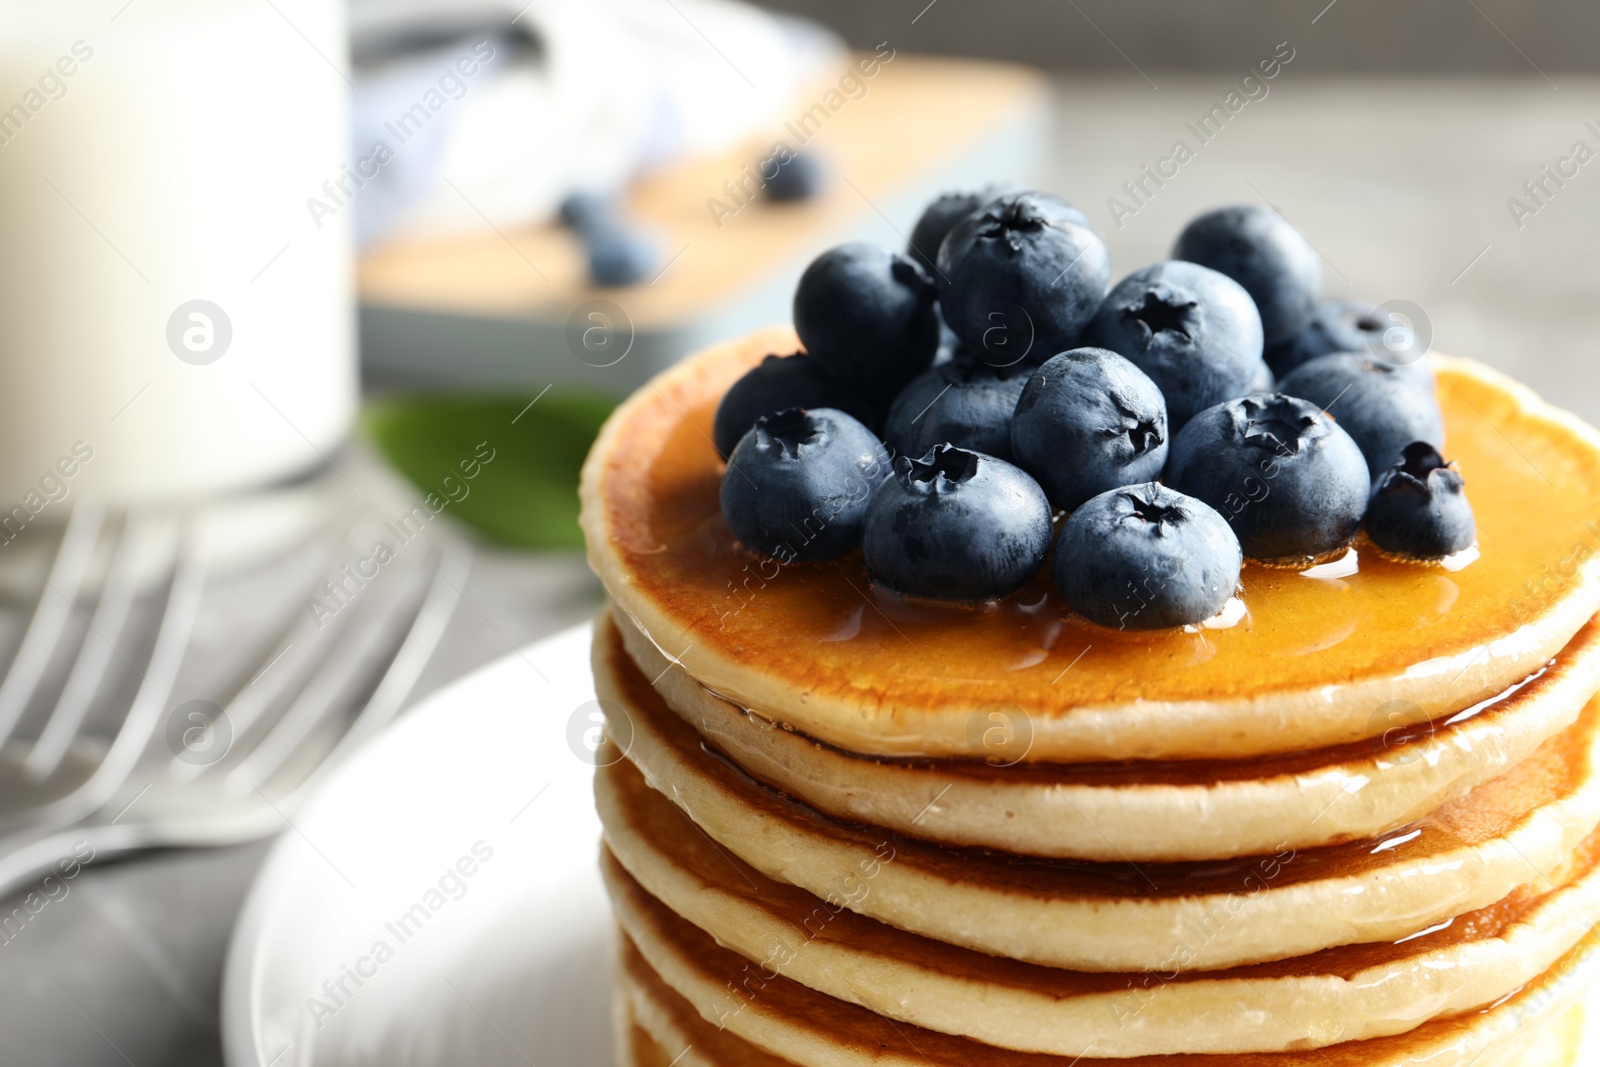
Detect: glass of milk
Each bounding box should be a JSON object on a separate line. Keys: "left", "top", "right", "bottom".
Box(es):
{"left": 0, "top": 0, "right": 356, "bottom": 515}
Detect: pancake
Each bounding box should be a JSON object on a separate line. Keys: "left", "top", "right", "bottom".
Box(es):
{"left": 597, "top": 648, "right": 1600, "bottom": 971}
{"left": 579, "top": 327, "right": 1600, "bottom": 763}
{"left": 614, "top": 915, "right": 1600, "bottom": 1067}
{"left": 607, "top": 606, "right": 1600, "bottom": 861}
{"left": 600, "top": 734, "right": 1600, "bottom": 1056}
{"left": 616, "top": 1022, "right": 670, "bottom": 1067}
{"left": 615, "top": 1005, "right": 1586, "bottom": 1067}
{"left": 601, "top": 776, "right": 1600, "bottom": 1057}
{"left": 604, "top": 837, "right": 1600, "bottom": 1057}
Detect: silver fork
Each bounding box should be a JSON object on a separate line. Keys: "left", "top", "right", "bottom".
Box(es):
{"left": 0, "top": 507, "right": 470, "bottom": 900}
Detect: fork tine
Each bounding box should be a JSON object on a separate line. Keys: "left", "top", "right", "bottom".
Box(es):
{"left": 169, "top": 523, "right": 361, "bottom": 764}
{"left": 0, "top": 515, "right": 188, "bottom": 837}
{"left": 50, "top": 518, "right": 196, "bottom": 821}
{"left": 0, "top": 503, "right": 106, "bottom": 745}
{"left": 327, "top": 541, "right": 469, "bottom": 761}
{"left": 224, "top": 545, "right": 449, "bottom": 794}
{"left": 273, "top": 541, "right": 470, "bottom": 804}
{"left": 168, "top": 525, "right": 434, "bottom": 785}
{"left": 25, "top": 513, "right": 157, "bottom": 778}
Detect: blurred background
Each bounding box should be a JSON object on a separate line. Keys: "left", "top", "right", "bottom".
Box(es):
{"left": 0, "top": 0, "right": 1595, "bottom": 1063}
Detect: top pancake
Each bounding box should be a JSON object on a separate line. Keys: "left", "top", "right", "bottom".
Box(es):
{"left": 580, "top": 326, "right": 1600, "bottom": 761}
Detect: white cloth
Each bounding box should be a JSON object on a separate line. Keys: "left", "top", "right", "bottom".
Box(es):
{"left": 346, "top": 0, "right": 842, "bottom": 244}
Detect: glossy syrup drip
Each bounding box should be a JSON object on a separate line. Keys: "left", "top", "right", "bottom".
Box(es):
{"left": 691, "top": 651, "right": 1569, "bottom": 790}
{"left": 609, "top": 759, "right": 1600, "bottom": 995}
{"left": 607, "top": 349, "right": 1600, "bottom": 713}
{"left": 611, "top": 616, "right": 1600, "bottom": 901}
{"left": 699, "top": 700, "right": 1599, "bottom": 899}
{"left": 620, "top": 925, "right": 1600, "bottom": 1067}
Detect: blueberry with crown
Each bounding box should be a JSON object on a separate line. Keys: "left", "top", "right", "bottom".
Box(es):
{"left": 720, "top": 408, "right": 891, "bottom": 562}
{"left": 1166, "top": 392, "right": 1369, "bottom": 563}
{"left": 1366, "top": 442, "right": 1476, "bottom": 560}
{"left": 1010, "top": 347, "right": 1168, "bottom": 511}
{"left": 938, "top": 192, "right": 1110, "bottom": 369}
{"left": 1084, "top": 261, "right": 1267, "bottom": 430}
{"left": 862, "top": 444, "right": 1052, "bottom": 599}
{"left": 1055, "top": 482, "right": 1242, "bottom": 630}
{"left": 905, "top": 184, "right": 1023, "bottom": 281}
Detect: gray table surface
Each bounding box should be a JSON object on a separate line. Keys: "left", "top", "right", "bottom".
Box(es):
{"left": 1054, "top": 74, "right": 1600, "bottom": 430}
{"left": 5, "top": 71, "right": 1599, "bottom": 1065}
{"left": 0, "top": 543, "right": 600, "bottom": 1066}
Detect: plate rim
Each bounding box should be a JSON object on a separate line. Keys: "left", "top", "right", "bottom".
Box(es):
{"left": 219, "top": 619, "right": 597, "bottom": 1067}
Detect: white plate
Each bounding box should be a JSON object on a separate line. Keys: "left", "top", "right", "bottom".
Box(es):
{"left": 220, "top": 619, "right": 1600, "bottom": 1067}
{"left": 222, "top": 622, "right": 611, "bottom": 1067}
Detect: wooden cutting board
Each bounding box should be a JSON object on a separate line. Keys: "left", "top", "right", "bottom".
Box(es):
{"left": 357, "top": 55, "right": 1051, "bottom": 392}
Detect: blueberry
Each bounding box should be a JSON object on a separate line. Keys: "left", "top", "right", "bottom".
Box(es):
{"left": 558, "top": 191, "right": 612, "bottom": 231}
{"left": 1268, "top": 300, "right": 1400, "bottom": 378}
{"left": 793, "top": 243, "right": 939, "bottom": 395}
{"left": 1248, "top": 360, "right": 1276, "bottom": 392}
{"left": 558, "top": 192, "right": 657, "bottom": 286}
{"left": 763, "top": 151, "right": 825, "bottom": 202}
{"left": 1173, "top": 205, "right": 1321, "bottom": 347}
{"left": 1366, "top": 443, "right": 1476, "bottom": 560}
{"left": 1055, "top": 483, "right": 1242, "bottom": 630}
{"left": 907, "top": 184, "right": 1012, "bottom": 279}
{"left": 984, "top": 189, "right": 1091, "bottom": 231}
{"left": 1276, "top": 352, "right": 1443, "bottom": 476}
{"left": 713, "top": 353, "right": 885, "bottom": 459}
{"left": 932, "top": 312, "right": 962, "bottom": 365}
{"left": 883, "top": 359, "right": 1030, "bottom": 462}
{"left": 1010, "top": 347, "right": 1167, "bottom": 511}
{"left": 938, "top": 192, "right": 1111, "bottom": 369}
{"left": 1165, "top": 393, "right": 1370, "bottom": 564}
{"left": 585, "top": 222, "right": 657, "bottom": 287}
{"left": 862, "top": 445, "right": 1052, "bottom": 600}
{"left": 720, "top": 408, "right": 891, "bottom": 562}
{"left": 1083, "top": 260, "right": 1267, "bottom": 429}
{"left": 913, "top": 189, "right": 1089, "bottom": 280}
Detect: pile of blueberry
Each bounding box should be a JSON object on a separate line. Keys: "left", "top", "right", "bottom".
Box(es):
{"left": 715, "top": 190, "right": 1476, "bottom": 630}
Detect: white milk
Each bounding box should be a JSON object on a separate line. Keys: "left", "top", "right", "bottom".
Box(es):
{"left": 0, "top": 0, "right": 355, "bottom": 511}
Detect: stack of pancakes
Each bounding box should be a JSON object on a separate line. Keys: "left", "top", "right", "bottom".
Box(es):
{"left": 579, "top": 326, "right": 1600, "bottom": 1066}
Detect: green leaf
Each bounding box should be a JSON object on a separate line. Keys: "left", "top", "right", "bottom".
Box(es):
{"left": 363, "top": 389, "right": 617, "bottom": 550}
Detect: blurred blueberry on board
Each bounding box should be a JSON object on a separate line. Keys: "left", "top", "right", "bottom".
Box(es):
{"left": 793, "top": 242, "right": 940, "bottom": 395}
{"left": 907, "top": 184, "right": 1013, "bottom": 280}
{"left": 938, "top": 191, "right": 1111, "bottom": 369}
{"left": 862, "top": 444, "right": 1052, "bottom": 600}
{"left": 1165, "top": 392, "right": 1369, "bottom": 564}
{"left": 1011, "top": 347, "right": 1168, "bottom": 511}
{"left": 1173, "top": 204, "right": 1322, "bottom": 347}
{"left": 1366, "top": 443, "right": 1476, "bottom": 561}
{"left": 883, "top": 359, "right": 1030, "bottom": 462}
{"left": 720, "top": 408, "right": 891, "bottom": 562}
{"left": 713, "top": 353, "right": 885, "bottom": 458}
{"left": 763, "top": 151, "right": 826, "bottom": 202}
{"left": 558, "top": 191, "right": 612, "bottom": 231}
{"left": 1055, "top": 482, "right": 1242, "bottom": 630}
{"left": 585, "top": 222, "right": 657, "bottom": 287}
{"left": 1276, "top": 351, "right": 1443, "bottom": 477}
{"left": 1084, "top": 260, "right": 1267, "bottom": 430}
{"left": 1267, "top": 299, "right": 1412, "bottom": 379}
